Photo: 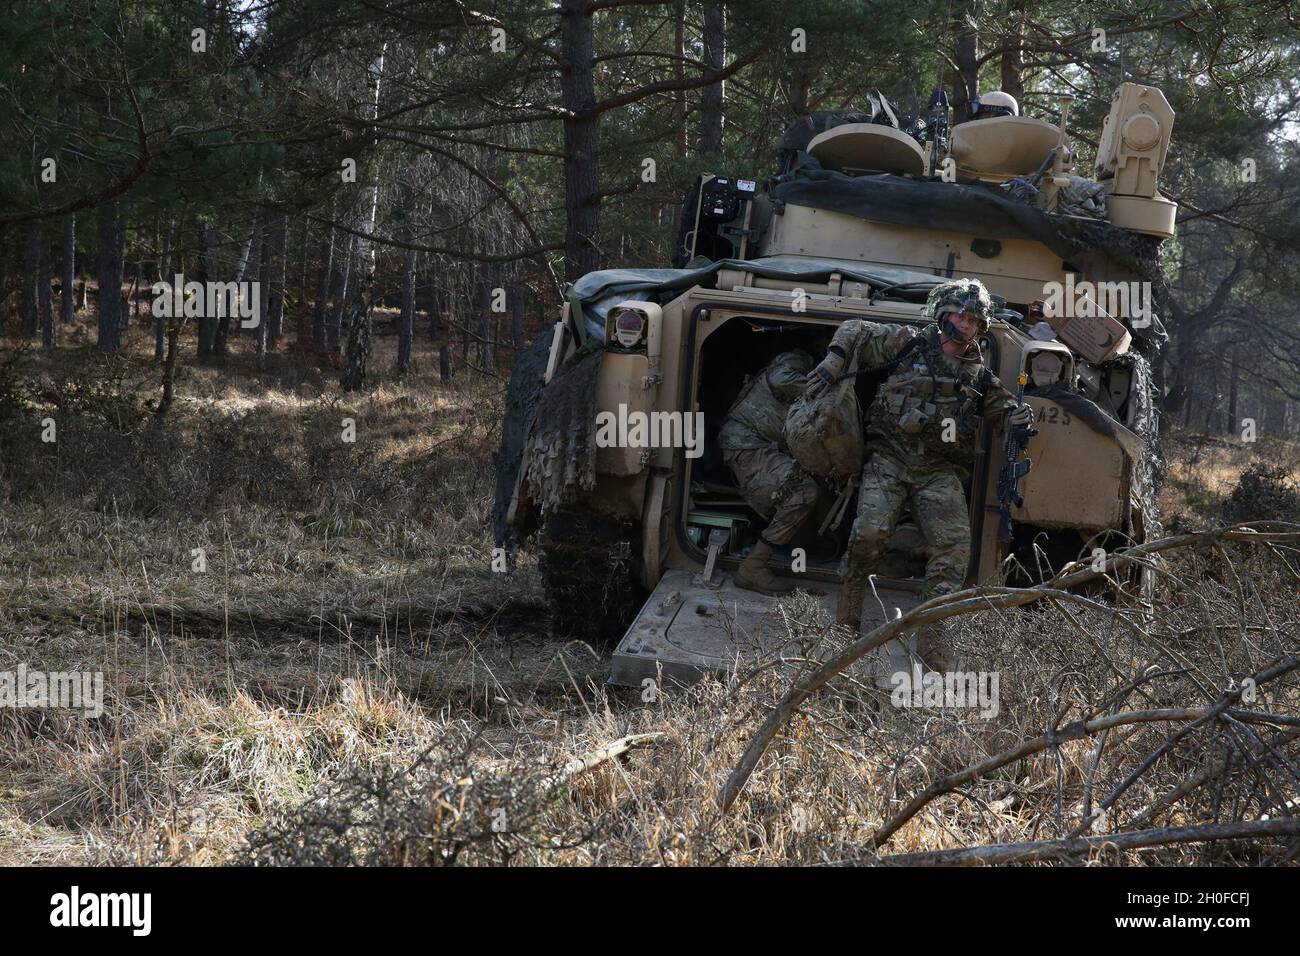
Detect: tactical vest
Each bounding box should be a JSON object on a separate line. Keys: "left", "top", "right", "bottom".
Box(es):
{"left": 865, "top": 330, "right": 993, "bottom": 466}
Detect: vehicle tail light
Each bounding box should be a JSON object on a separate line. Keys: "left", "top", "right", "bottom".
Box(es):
{"left": 609, "top": 308, "right": 646, "bottom": 347}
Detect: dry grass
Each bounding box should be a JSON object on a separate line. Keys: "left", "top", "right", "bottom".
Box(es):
{"left": 1, "top": 323, "right": 1297, "bottom": 866}
{"left": 1161, "top": 430, "right": 1300, "bottom": 523}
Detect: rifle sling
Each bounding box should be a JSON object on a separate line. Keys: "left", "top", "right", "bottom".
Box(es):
{"left": 835, "top": 333, "right": 923, "bottom": 382}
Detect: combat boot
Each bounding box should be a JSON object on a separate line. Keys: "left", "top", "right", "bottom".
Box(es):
{"left": 836, "top": 578, "right": 866, "bottom": 632}
{"left": 916, "top": 626, "right": 953, "bottom": 674}
{"left": 874, "top": 637, "right": 917, "bottom": 691}
{"left": 734, "top": 539, "right": 790, "bottom": 595}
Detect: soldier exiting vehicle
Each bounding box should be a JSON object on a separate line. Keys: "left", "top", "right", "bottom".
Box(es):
{"left": 806, "top": 278, "right": 1033, "bottom": 670}
{"left": 720, "top": 350, "right": 823, "bottom": 595}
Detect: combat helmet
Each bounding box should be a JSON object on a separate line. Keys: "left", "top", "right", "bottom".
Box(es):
{"left": 970, "top": 90, "right": 1019, "bottom": 120}
{"left": 925, "top": 277, "right": 994, "bottom": 343}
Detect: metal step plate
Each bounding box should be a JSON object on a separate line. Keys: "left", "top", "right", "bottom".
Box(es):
{"left": 609, "top": 569, "right": 924, "bottom": 688}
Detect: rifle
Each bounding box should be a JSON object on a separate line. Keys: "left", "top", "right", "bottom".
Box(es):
{"left": 925, "top": 90, "right": 950, "bottom": 179}
{"left": 997, "top": 373, "right": 1038, "bottom": 543}
{"left": 1029, "top": 147, "right": 1058, "bottom": 191}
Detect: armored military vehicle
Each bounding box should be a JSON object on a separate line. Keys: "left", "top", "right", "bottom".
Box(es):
{"left": 494, "top": 83, "right": 1174, "bottom": 687}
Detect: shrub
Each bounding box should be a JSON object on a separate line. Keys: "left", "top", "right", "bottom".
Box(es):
{"left": 1220, "top": 462, "right": 1300, "bottom": 523}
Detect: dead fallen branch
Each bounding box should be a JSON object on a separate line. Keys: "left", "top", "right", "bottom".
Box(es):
{"left": 873, "top": 818, "right": 1300, "bottom": 866}
{"left": 718, "top": 523, "right": 1300, "bottom": 823}
{"left": 558, "top": 733, "right": 665, "bottom": 781}
{"left": 1129, "top": 729, "right": 1300, "bottom": 831}
{"left": 437, "top": 733, "right": 666, "bottom": 793}
{"left": 1063, "top": 657, "right": 1300, "bottom": 839}
{"left": 869, "top": 662, "right": 1299, "bottom": 848}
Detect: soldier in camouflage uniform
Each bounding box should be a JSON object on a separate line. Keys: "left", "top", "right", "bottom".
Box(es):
{"left": 720, "top": 350, "right": 822, "bottom": 594}
{"left": 807, "top": 278, "right": 1033, "bottom": 669}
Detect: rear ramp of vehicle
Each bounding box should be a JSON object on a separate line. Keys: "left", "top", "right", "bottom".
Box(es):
{"left": 609, "top": 569, "right": 925, "bottom": 688}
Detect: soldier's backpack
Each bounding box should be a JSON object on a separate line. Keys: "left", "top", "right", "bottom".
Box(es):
{"left": 784, "top": 333, "right": 923, "bottom": 480}
{"left": 784, "top": 349, "right": 864, "bottom": 480}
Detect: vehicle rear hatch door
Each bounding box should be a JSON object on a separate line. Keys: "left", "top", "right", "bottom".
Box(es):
{"left": 609, "top": 569, "right": 923, "bottom": 688}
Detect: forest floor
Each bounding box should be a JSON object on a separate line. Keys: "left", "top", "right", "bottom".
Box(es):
{"left": 1, "top": 318, "right": 1298, "bottom": 865}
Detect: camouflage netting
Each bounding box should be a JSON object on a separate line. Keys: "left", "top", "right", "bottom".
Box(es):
{"left": 1051, "top": 175, "right": 1109, "bottom": 219}
{"left": 774, "top": 93, "right": 902, "bottom": 173}
{"left": 1119, "top": 351, "right": 1165, "bottom": 526}
{"left": 770, "top": 157, "right": 1086, "bottom": 260}
{"left": 519, "top": 347, "right": 604, "bottom": 515}
{"left": 492, "top": 333, "right": 553, "bottom": 548}
{"left": 1051, "top": 215, "right": 1166, "bottom": 285}
{"left": 1050, "top": 215, "right": 1170, "bottom": 352}
{"left": 769, "top": 156, "right": 1171, "bottom": 353}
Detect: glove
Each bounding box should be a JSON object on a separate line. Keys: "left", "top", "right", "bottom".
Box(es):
{"left": 1009, "top": 402, "right": 1034, "bottom": 427}
{"left": 809, "top": 348, "right": 846, "bottom": 389}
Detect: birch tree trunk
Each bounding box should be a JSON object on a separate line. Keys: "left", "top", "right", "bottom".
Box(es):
{"left": 341, "top": 45, "right": 386, "bottom": 392}
{"left": 327, "top": 236, "right": 353, "bottom": 357}
{"left": 217, "top": 214, "right": 260, "bottom": 359}
{"left": 254, "top": 218, "right": 271, "bottom": 356}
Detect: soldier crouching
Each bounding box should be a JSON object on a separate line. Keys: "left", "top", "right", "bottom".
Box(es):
{"left": 806, "top": 278, "right": 1033, "bottom": 671}
{"left": 720, "top": 350, "right": 822, "bottom": 595}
